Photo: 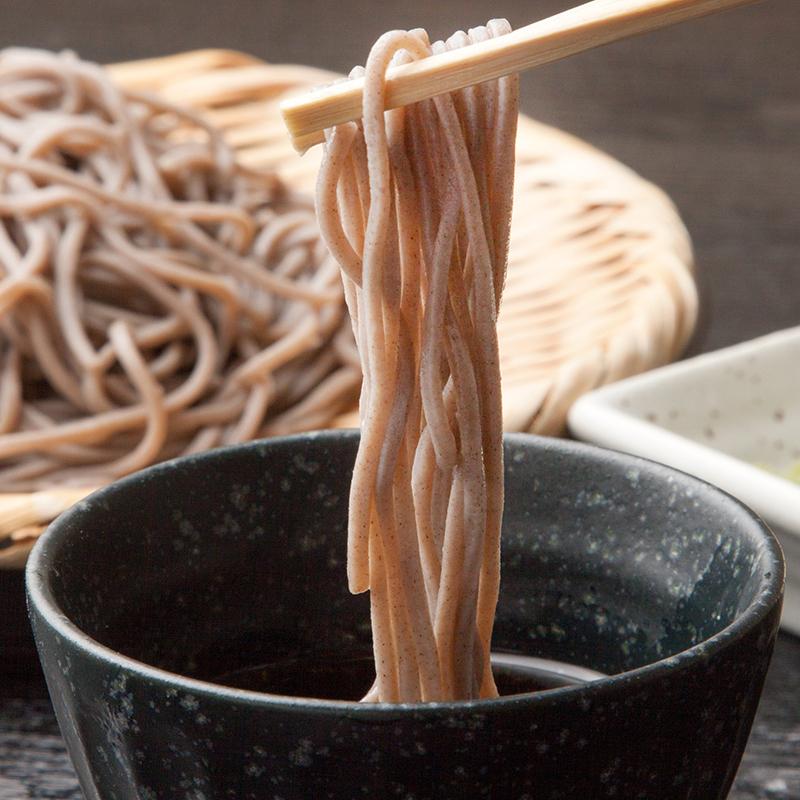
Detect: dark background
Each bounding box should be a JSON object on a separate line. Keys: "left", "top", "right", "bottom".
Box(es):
{"left": 1, "top": 1, "right": 798, "bottom": 798}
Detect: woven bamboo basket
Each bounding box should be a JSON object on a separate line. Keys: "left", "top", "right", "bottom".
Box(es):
{"left": 0, "top": 49, "right": 697, "bottom": 566}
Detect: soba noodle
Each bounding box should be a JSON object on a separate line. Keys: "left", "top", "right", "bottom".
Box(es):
{"left": 0, "top": 48, "right": 359, "bottom": 490}
{"left": 316, "top": 21, "right": 518, "bottom": 702}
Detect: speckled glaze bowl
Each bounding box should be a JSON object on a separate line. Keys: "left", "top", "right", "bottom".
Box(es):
{"left": 27, "top": 431, "right": 783, "bottom": 800}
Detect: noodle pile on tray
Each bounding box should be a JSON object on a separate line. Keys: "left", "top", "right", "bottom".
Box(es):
{"left": 317, "top": 21, "right": 518, "bottom": 702}
{"left": 0, "top": 48, "right": 358, "bottom": 491}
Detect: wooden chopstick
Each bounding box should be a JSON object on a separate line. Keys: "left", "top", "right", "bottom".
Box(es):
{"left": 280, "top": 0, "right": 762, "bottom": 152}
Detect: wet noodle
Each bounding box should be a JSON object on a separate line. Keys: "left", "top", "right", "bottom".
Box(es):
{"left": 316, "top": 20, "right": 518, "bottom": 702}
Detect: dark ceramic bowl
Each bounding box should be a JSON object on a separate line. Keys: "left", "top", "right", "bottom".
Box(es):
{"left": 27, "top": 431, "right": 783, "bottom": 799}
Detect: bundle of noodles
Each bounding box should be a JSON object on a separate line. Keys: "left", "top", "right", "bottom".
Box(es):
{"left": 0, "top": 48, "right": 359, "bottom": 491}
{"left": 317, "top": 21, "right": 518, "bottom": 702}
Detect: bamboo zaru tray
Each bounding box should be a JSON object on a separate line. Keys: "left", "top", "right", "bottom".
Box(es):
{"left": 0, "top": 49, "right": 697, "bottom": 565}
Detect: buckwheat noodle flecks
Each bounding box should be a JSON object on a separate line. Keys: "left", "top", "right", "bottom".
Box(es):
{"left": 317, "top": 20, "right": 519, "bottom": 702}
{"left": 0, "top": 48, "right": 359, "bottom": 490}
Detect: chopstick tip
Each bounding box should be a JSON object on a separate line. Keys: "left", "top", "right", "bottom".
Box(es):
{"left": 279, "top": 99, "right": 325, "bottom": 154}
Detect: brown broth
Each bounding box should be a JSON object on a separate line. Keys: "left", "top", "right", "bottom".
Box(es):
{"left": 210, "top": 651, "right": 605, "bottom": 701}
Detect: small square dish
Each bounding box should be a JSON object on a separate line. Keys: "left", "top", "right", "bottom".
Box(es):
{"left": 568, "top": 326, "right": 800, "bottom": 634}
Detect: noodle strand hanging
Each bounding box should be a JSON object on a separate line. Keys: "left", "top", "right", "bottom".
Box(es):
{"left": 316, "top": 20, "right": 519, "bottom": 702}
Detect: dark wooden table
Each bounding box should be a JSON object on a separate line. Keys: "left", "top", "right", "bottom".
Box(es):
{"left": 1, "top": 0, "right": 798, "bottom": 797}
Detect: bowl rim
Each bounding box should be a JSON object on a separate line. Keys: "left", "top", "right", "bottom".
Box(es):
{"left": 26, "top": 430, "right": 785, "bottom": 718}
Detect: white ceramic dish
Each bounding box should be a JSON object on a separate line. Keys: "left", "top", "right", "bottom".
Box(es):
{"left": 568, "top": 326, "right": 800, "bottom": 635}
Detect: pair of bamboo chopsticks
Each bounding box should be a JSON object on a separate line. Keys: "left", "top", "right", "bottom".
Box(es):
{"left": 281, "top": 0, "right": 762, "bottom": 152}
